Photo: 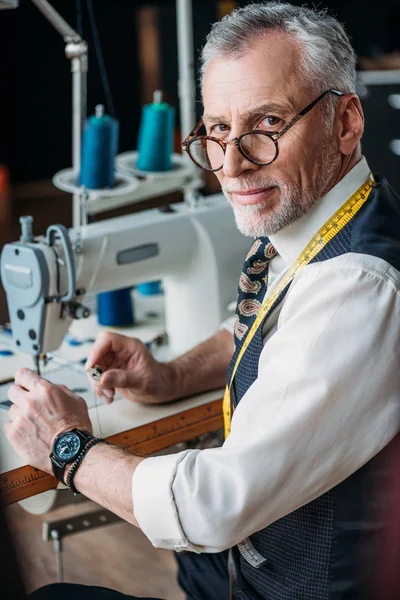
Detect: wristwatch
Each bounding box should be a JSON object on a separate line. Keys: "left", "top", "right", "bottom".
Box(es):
{"left": 50, "top": 428, "right": 94, "bottom": 485}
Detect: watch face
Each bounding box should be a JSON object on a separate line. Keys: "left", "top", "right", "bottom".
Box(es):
{"left": 54, "top": 433, "right": 81, "bottom": 461}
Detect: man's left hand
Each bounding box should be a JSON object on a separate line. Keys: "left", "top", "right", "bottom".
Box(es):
{"left": 3, "top": 368, "right": 93, "bottom": 475}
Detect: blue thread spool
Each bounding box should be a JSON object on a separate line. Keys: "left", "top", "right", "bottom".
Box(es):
{"left": 136, "top": 91, "right": 175, "bottom": 172}
{"left": 80, "top": 104, "right": 119, "bottom": 189}
{"left": 136, "top": 281, "right": 162, "bottom": 295}
{"left": 136, "top": 91, "right": 172, "bottom": 295}
{"left": 80, "top": 106, "right": 134, "bottom": 326}
{"left": 97, "top": 287, "right": 135, "bottom": 327}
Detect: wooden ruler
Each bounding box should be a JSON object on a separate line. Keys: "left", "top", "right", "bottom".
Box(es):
{"left": 0, "top": 398, "right": 223, "bottom": 506}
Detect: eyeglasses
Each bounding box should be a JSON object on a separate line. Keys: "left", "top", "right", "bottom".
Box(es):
{"left": 182, "top": 88, "right": 344, "bottom": 172}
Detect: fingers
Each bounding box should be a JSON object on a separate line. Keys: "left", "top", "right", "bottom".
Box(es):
{"left": 84, "top": 366, "right": 115, "bottom": 402}
{"left": 8, "top": 383, "right": 30, "bottom": 407}
{"left": 100, "top": 369, "right": 134, "bottom": 389}
{"left": 101, "top": 392, "right": 114, "bottom": 404}
{"left": 85, "top": 331, "right": 124, "bottom": 370}
{"left": 93, "top": 382, "right": 115, "bottom": 404}
{"left": 85, "top": 332, "right": 109, "bottom": 370}
{"left": 3, "top": 419, "right": 11, "bottom": 435}
{"left": 100, "top": 387, "right": 115, "bottom": 402}
{"left": 8, "top": 401, "right": 18, "bottom": 420}
{"left": 3, "top": 419, "right": 14, "bottom": 442}
{"left": 14, "top": 368, "right": 42, "bottom": 392}
{"left": 85, "top": 332, "right": 146, "bottom": 402}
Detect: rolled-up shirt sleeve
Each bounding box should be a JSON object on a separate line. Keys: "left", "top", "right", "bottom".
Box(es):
{"left": 132, "top": 253, "right": 400, "bottom": 553}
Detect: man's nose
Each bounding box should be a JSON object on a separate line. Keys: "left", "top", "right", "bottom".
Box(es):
{"left": 222, "top": 142, "right": 259, "bottom": 179}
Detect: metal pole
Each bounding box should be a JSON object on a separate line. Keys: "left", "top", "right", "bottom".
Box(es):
{"left": 176, "top": 0, "right": 202, "bottom": 204}
{"left": 51, "top": 530, "right": 64, "bottom": 583}
{"left": 176, "top": 0, "right": 196, "bottom": 141}
{"left": 30, "top": 0, "right": 80, "bottom": 41}
{"left": 67, "top": 46, "right": 88, "bottom": 228}
{"left": 31, "top": 0, "right": 87, "bottom": 228}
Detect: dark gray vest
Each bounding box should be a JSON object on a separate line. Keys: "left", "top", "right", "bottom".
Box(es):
{"left": 228, "top": 178, "right": 400, "bottom": 600}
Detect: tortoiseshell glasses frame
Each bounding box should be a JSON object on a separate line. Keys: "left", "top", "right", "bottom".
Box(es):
{"left": 182, "top": 88, "right": 344, "bottom": 172}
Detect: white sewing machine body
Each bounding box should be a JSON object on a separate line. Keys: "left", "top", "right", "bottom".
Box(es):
{"left": 1, "top": 194, "right": 248, "bottom": 358}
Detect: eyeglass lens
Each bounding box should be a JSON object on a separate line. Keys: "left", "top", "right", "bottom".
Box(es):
{"left": 188, "top": 133, "right": 277, "bottom": 171}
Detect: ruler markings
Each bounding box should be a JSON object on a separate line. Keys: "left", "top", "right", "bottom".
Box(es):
{"left": 1, "top": 399, "right": 223, "bottom": 505}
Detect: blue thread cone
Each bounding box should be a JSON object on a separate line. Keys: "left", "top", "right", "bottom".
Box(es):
{"left": 97, "top": 287, "right": 135, "bottom": 327}
{"left": 136, "top": 91, "right": 175, "bottom": 172}
{"left": 80, "top": 104, "right": 119, "bottom": 189}
{"left": 81, "top": 106, "right": 133, "bottom": 326}
{"left": 136, "top": 281, "right": 162, "bottom": 295}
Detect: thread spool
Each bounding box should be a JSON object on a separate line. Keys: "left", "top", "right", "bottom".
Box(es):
{"left": 136, "top": 281, "right": 162, "bottom": 295}
{"left": 136, "top": 91, "right": 175, "bottom": 172}
{"left": 97, "top": 287, "right": 135, "bottom": 327}
{"left": 80, "top": 104, "right": 119, "bottom": 189}
{"left": 136, "top": 91, "right": 173, "bottom": 295}
{"left": 81, "top": 106, "right": 134, "bottom": 326}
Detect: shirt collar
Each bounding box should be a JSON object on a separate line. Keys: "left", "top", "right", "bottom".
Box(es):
{"left": 269, "top": 157, "right": 372, "bottom": 266}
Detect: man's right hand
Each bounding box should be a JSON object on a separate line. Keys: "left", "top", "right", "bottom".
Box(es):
{"left": 85, "top": 332, "right": 176, "bottom": 405}
{"left": 86, "top": 328, "right": 234, "bottom": 406}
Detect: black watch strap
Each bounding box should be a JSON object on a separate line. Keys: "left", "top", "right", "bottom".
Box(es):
{"left": 51, "top": 459, "right": 66, "bottom": 486}
{"left": 65, "top": 438, "right": 110, "bottom": 494}
{"left": 50, "top": 429, "right": 93, "bottom": 485}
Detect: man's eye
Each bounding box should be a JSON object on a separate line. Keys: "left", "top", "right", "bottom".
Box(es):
{"left": 260, "top": 116, "right": 283, "bottom": 130}
{"left": 210, "top": 124, "right": 230, "bottom": 135}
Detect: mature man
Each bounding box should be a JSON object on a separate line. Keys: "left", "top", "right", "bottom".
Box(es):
{"left": 5, "top": 3, "right": 400, "bottom": 600}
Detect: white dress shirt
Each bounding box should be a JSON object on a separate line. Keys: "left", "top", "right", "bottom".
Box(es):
{"left": 132, "top": 157, "right": 400, "bottom": 553}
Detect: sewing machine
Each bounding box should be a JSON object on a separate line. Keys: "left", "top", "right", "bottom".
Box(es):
{"left": 0, "top": 194, "right": 247, "bottom": 508}
{"left": 1, "top": 195, "right": 248, "bottom": 360}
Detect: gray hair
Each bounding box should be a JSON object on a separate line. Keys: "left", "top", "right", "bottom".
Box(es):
{"left": 200, "top": 2, "right": 357, "bottom": 100}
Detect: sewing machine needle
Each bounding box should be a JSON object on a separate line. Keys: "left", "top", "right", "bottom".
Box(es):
{"left": 34, "top": 354, "right": 41, "bottom": 377}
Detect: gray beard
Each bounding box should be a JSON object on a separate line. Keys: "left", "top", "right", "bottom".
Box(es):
{"left": 225, "top": 185, "right": 316, "bottom": 238}
{"left": 222, "top": 145, "right": 341, "bottom": 238}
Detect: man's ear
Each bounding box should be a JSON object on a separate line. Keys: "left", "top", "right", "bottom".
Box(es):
{"left": 336, "top": 94, "right": 364, "bottom": 155}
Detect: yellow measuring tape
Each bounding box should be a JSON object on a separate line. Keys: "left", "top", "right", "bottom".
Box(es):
{"left": 223, "top": 175, "right": 375, "bottom": 438}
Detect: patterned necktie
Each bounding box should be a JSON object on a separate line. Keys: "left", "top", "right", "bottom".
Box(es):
{"left": 234, "top": 237, "right": 277, "bottom": 346}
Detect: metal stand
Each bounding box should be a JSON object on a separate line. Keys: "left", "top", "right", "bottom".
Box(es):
{"left": 43, "top": 507, "right": 122, "bottom": 583}
{"left": 50, "top": 529, "right": 64, "bottom": 583}
{"left": 30, "top": 0, "right": 88, "bottom": 228}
